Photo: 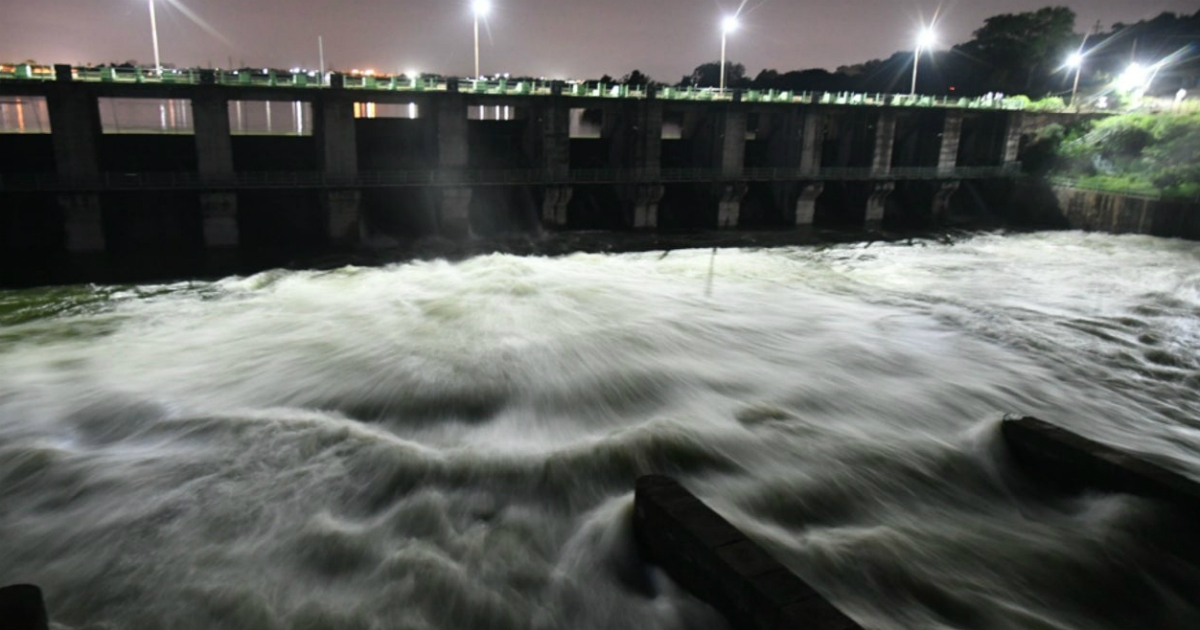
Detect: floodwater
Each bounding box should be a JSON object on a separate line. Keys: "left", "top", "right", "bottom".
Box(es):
{"left": 1, "top": 231, "right": 1198, "bottom": 630}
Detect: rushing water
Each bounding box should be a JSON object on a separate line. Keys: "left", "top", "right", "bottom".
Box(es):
{"left": 1, "top": 231, "right": 1199, "bottom": 630}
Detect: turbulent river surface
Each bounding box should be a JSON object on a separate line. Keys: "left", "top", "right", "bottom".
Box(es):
{"left": 2, "top": 231, "right": 1199, "bottom": 630}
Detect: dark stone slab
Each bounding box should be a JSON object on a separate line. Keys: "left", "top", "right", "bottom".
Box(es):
{"left": 0, "top": 584, "right": 48, "bottom": 630}
{"left": 634, "top": 475, "right": 862, "bottom": 630}
{"left": 1001, "top": 416, "right": 1200, "bottom": 514}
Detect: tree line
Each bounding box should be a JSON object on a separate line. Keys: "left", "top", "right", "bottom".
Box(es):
{"left": 605, "top": 7, "right": 1200, "bottom": 98}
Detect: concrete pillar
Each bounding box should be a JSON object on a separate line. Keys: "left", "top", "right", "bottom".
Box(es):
{"left": 610, "top": 99, "right": 663, "bottom": 176}
{"left": 716, "top": 107, "right": 746, "bottom": 179}
{"left": 58, "top": 193, "right": 105, "bottom": 253}
{"left": 865, "top": 182, "right": 894, "bottom": 231}
{"left": 200, "top": 192, "right": 238, "bottom": 248}
{"left": 437, "top": 94, "right": 469, "bottom": 169}
{"left": 47, "top": 82, "right": 106, "bottom": 256}
{"left": 938, "top": 111, "right": 963, "bottom": 172}
{"left": 317, "top": 94, "right": 358, "bottom": 177}
{"left": 931, "top": 181, "right": 960, "bottom": 220}
{"left": 716, "top": 183, "right": 748, "bottom": 229}
{"left": 1001, "top": 112, "right": 1024, "bottom": 165}
{"left": 193, "top": 89, "right": 239, "bottom": 252}
{"left": 193, "top": 89, "right": 235, "bottom": 179}
{"left": 539, "top": 99, "right": 571, "bottom": 182}
{"left": 438, "top": 187, "right": 473, "bottom": 239}
{"left": 316, "top": 92, "right": 360, "bottom": 245}
{"left": 795, "top": 183, "right": 825, "bottom": 233}
{"left": 629, "top": 184, "right": 664, "bottom": 229}
{"left": 766, "top": 111, "right": 803, "bottom": 169}
{"left": 437, "top": 94, "right": 471, "bottom": 238}
{"left": 541, "top": 186, "right": 573, "bottom": 227}
{"left": 325, "top": 190, "right": 363, "bottom": 246}
{"left": 613, "top": 99, "right": 664, "bottom": 229}
{"left": 633, "top": 99, "right": 664, "bottom": 179}
{"left": 46, "top": 83, "right": 101, "bottom": 181}
{"left": 799, "top": 110, "right": 825, "bottom": 175}
{"left": 871, "top": 111, "right": 897, "bottom": 176}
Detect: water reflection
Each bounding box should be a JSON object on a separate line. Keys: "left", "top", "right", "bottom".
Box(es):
{"left": 229, "top": 100, "right": 312, "bottom": 136}
{"left": 98, "top": 98, "right": 192, "bottom": 134}
{"left": 0, "top": 96, "right": 51, "bottom": 134}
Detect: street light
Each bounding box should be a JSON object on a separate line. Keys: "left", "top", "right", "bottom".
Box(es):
{"left": 911, "top": 28, "right": 935, "bottom": 95}
{"left": 148, "top": 0, "right": 162, "bottom": 75}
{"left": 472, "top": 0, "right": 491, "bottom": 79}
{"left": 720, "top": 16, "right": 739, "bottom": 95}
{"left": 1117, "top": 62, "right": 1150, "bottom": 93}
{"left": 1066, "top": 51, "right": 1085, "bottom": 111}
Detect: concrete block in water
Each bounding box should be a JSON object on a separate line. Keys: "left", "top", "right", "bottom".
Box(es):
{"left": 634, "top": 475, "right": 862, "bottom": 630}
{"left": 0, "top": 584, "right": 48, "bottom": 630}
{"left": 1002, "top": 417, "right": 1200, "bottom": 515}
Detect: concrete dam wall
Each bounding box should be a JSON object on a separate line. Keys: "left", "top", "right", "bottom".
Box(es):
{"left": 1, "top": 68, "right": 1039, "bottom": 285}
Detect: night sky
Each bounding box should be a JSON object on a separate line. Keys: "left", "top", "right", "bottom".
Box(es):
{"left": 2, "top": 0, "right": 1196, "bottom": 80}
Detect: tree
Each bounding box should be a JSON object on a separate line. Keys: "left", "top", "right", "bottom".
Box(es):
{"left": 620, "top": 69, "right": 652, "bottom": 86}
{"left": 957, "top": 7, "right": 1078, "bottom": 94}
{"left": 751, "top": 69, "right": 779, "bottom": 88}
{"left": 678, "top": 61, "right": 746, "bottom": 88}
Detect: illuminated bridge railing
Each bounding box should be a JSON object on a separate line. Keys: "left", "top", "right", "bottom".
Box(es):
{"left": 1, "top": 63, "right": 1030, "bottom": 110}
{"left": 0, "top": 165, "right": 1021, "bottom": 191}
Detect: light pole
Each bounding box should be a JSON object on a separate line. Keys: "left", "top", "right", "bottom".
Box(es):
{"left": 148, "top": 0, "right": 162, "bottom": 75}
{"left": 1067, "top": 52, "right": 1084, "bottom": 111}
{"left": 911, "top": 28, "right": 935, "bottom": 96}
{"left": 720, "top": 16, "right": 738, "bottom": 95}
{"left": 472, "top": 0, "right": 491, "bottom": 79}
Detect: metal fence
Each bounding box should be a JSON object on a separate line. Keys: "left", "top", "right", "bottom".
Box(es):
{"left": 0, "top": 165, "right": 1022, "bottom": 191}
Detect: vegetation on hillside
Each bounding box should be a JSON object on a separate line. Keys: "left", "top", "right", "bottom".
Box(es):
{"left": 1027, "top": 112, "right": 1200, "bottom": 199}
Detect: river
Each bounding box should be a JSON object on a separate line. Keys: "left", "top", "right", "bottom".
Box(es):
{"left": 1, "top": 230, "right": 1198, "bottom": 630}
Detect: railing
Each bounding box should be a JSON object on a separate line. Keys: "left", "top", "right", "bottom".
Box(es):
{"left": 1046, "top": 176, "right": 1164, "bottom": 200}
{"left": 1, "top": 63, "right": 1042, "bottom": 110}
{"left": 0, "top": 165, "right": 1021, "bottom": 191}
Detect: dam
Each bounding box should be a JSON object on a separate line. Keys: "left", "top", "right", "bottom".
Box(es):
{"left": 0, "top": 65, "right": 1045, "bottom": 284}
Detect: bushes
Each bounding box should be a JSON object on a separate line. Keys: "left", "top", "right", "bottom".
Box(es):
{"left": 1028, "top": 96, "right": 1066, "bottom": 112}
{"left": 1045, "top": 111, "right": 1200, "bottom": 199}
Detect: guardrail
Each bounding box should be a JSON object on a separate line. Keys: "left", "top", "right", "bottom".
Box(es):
{"left": 1046, "top": 176, "right": 1164, "bottom": 200}
{"left": 0, "top": 63, "right": 1033, "bottom": 110}
{"left": 0, "top": 165, "right": 1021, "bottom": 191}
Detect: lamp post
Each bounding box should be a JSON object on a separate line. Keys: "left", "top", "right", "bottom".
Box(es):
{"left": 472, "top": 0, "right": 491, "bottom": 79}
{"left": 148, "top": 0, "right": 162, "bottom": 75}
{"left": 1067, "top": 52, "right": 1084, "bottom": 111}
{"left": 720, "top": 16, "right": 738, "bottom": 95}
{"left": 911, "top": 28, "right": 935, "bottom": 96}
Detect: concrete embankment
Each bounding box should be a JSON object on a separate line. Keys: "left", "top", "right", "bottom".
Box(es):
{"left": 1015, "top": 181, "right": 1200, "bottom": 240}
{"left": 1002, "top": 417, "right": 1200, "bottom": 515}
{"left": 633, "top": 475, "right": 862, "bottom": 630}
{"left": 0, "top": 584, "right": 48, "bottom": 630}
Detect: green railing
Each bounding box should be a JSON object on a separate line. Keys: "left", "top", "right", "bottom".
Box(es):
{"left": 1, "top": 63, "right": 1043, "bottom": 110}
{"left": 1046, "top": 176, "right": 1164, "bottom": 200}
{"left": 0, "top": 164, "right": 1021, "bottom": 191}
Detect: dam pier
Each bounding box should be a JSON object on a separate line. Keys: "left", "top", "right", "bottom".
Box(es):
{"left": 1, "top": 66, "right": 1042, "bottom": 283}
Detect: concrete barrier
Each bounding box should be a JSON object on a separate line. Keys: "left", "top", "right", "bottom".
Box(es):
{"left": 0, "top": 584, "right": 48, "bottom": 630}
{"left": 1002, "top": 417, "right": 1200, "bottom": 515}
{"left": 634, "top": 475, "right": 861, "bottom": 630}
